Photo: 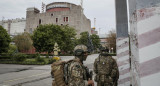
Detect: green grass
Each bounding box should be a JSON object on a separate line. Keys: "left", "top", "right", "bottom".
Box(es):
{"left": 0, "top": 58, "right": 54, "bottom": 65}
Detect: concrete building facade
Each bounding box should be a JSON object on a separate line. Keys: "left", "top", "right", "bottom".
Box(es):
{"left": 128, "top": 0, "right": 160, "bottom": 86}
{"left": 25, "top": 2, "right": 91, "bottom": 36}
{"left": 116, "top": 0, "right": 160, "bottom": 86}
{"left": 0, "top": 18, "right": 26, "bottom": 36}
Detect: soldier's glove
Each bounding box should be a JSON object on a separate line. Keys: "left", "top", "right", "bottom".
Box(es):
{"left": 87, "top": 80, "right": 94, "bottom": 86}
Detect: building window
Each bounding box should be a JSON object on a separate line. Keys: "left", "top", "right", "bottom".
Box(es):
{"left": 66, "top": 17, "right": 68, "bottom": 22}
{"left": 51, "top": 13, "right": 53, "bottom": 16}
{"left": 64, "top": 17, "right": 65, "bottom": 22}
{"left": 39, "top": 19, "right": 41, "bottom": 24}
{"left": 56, "top": 18, "right": 58, "bottom": 23}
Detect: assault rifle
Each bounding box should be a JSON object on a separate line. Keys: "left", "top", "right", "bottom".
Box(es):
{"left": 85, "top": 67, "right": 93, "bottom": 86}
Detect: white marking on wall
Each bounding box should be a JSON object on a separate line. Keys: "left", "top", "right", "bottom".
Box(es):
{"left": 119, "top": 72, "right": 131, "bottom": 80}
{"left": 119, "top": 81, "right": 130, "bottom": 86}
{"left": 117, "top": 38, "right": 129, "bottom": 46}
{"left": 138, "top": 10, "right": 160, "bottom": 35}
{"left": 117, "top": 37, "right": 130, "bottom": 85}
{"left": 119, "top": 64, "right": 130, "bottom": 71}
{"left": 118, "top": 55, "right": 130, "bottom": 62}
{"left": 117, "top": 46, "right": 129, "bottom": 54}
{"left": 141, "top": 72, "right": 160, "bottom": 86}
{"left": 139, "top": 40, "right": 160, "bottom": 63}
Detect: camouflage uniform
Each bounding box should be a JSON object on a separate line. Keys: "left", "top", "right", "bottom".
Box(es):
{"left": 67, "top": 44, "right": 93, "bottom": 86}
{"left": 67, "top": 58, "right": 88, "bottom": 86}
{"left": 94, "top": 47, "right": 119, "bottom": 86}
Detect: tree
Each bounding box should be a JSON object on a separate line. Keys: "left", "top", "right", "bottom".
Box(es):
{"left": 7, "top": 44, "right": 17, "bottom": 55}
{"left": 90, "top": 34, "right": 100, "bottom": 49}
{"left": 106, "top": 30, "right": 116, "bottom": 53}
{"left": 61, "top": 25, "right": 77, "bottom": 52}
{"left": 0, "top": 25, "right": 11, "bottom": 54}
{"left": 32, "top": 24, "right": 76, "bottom": 53}
{"left": 78, "top": 32, "right": 100, "bottom": 52}
{"left": 13, "top": 32, "right": 32, "bottom": 52}
{"left": 78, "top": 31, "right": 88, "bottom": 46}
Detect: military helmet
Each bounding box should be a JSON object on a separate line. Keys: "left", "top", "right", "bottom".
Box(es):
{"left": 74, "top": 44, "right": 87, "bottom": 55}
{"left": 74, "top": 45, "right": 88, "bottom": 61}
{"left": 99, "top": 46, "right": 109, "bottom": 56}
{"left": 99, "top": 46, "right": 109, "bottom": 52}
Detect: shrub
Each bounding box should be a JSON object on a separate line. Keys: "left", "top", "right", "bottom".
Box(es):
{"left": 0, "top": 53, "right": 11, "bottom": 59}
{"left": 7, "top": 44, "right": 17, "bottom": 56}
{"left": 26, "top": 54, "right": 40, "bottom": 58}
{"left": 48, "top": 58, "right": 56, "bottom": 64}
{"left": 0, "top": 56, "right": 11, "bottom": 59}
{"left": 36, "top": 57, "right": 45, "bottom": 63}
{"left": 12, "top": 53, "right": 27, "bottom": 62}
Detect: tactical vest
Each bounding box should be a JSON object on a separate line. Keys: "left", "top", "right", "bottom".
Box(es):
{"left": 96, "top": 55, "right": 114, "bottom": 75}
{"left": 94, "top": 55, "right": 115, "bottom": 83}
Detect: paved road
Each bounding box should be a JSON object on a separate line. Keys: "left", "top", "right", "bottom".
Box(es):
{"left": 0, "top": 54, "right": 98, "bottom": 86}
{"left": 0, "top": 54, "right": 116, "bottom": 86}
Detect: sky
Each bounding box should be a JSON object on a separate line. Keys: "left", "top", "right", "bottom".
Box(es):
{"left": 0, "top": 0, "right": 116, "bottom": 35}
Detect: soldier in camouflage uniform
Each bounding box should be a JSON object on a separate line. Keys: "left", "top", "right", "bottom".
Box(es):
{"left": 94, "top": 46, "right": 119, "bottom": 86}
{"left": 67, "top": 44, "right": 94, "bottom": 86}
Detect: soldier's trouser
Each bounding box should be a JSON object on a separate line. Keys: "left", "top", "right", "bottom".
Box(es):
{"left": 97, "top": 82, "right": 113, "bottom": 86}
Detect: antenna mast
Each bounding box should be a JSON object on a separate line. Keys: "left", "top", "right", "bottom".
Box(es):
{"left": 42, "top": 2, "right": 45, "bottom": 13}
{"left": 81, "top": 0, "right": 83, "bottom": 12}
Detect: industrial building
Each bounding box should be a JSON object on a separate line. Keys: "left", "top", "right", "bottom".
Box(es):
{"left": 0, "top": 2, "right": 91, "bottom": 37}
{"left": 25, "top": 2, "right": 91, "bottom": 36}
{"left": 0, "top": 18, "right": 26, "bottom": 36}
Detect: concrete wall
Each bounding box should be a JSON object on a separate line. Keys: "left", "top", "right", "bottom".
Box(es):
{"left": 128, "top": 0, "right": 160, "bottom": 86}
{"left": 26, "top": 2, "right": 91, "bottom": 36}
{"left": 0, "top": 18, "right": 26, "bottom": 36}
{"left": 115, "top": 0, "right": 131, "bottom": 86}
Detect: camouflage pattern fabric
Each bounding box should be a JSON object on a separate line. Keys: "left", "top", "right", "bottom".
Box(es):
{"left": 52, "top": 80, "right": 57, "bottom": 86}
{"left": 74, "top": 45, "right": 88, "bottom": 52}
{"left": 51, "top": 61, "right": 66, "bottom": 86}
{"left": 94, "top": 55, "right": 119, "bottom": 86}
{"left": 67, "top": 58, "right": 88, "bottom": 86}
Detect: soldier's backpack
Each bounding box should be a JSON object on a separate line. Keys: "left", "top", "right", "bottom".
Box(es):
{"left": 51, "top": 59, "right": 82, "bottom": 86}
{"left": 51, "top": 60, "right": 66, "bottom": 86}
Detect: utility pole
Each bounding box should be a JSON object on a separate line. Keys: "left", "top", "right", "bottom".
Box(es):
{"left": 1, "top": 16, "right": 4, "bottom": 26}
{"left": 94, "top": 18, "right": 96, "bottom": 28}
{"left": 99, "top": 28, "right": 101, "bottom": 36}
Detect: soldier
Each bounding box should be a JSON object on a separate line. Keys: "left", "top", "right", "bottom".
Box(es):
{"left": 67, "top": 44, "right": 94, "bottom": 86}
{"left": 94, "top": 46, "right": 119, "bottom": 86}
